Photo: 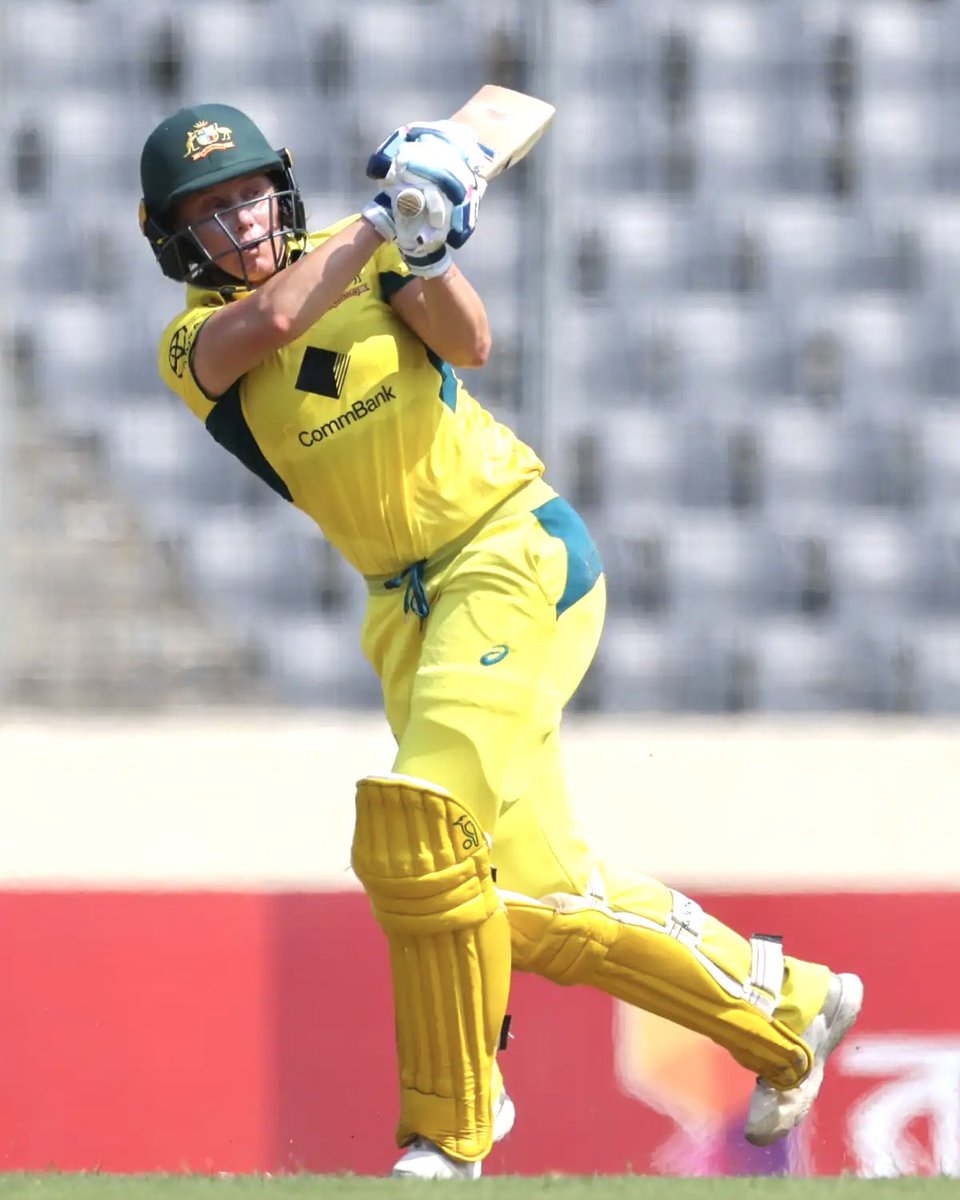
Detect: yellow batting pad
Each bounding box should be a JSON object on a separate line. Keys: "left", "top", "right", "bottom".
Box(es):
{"left": 506, "top": 889, "right": 813, "bottom": 1090}
{"left": 351, "top": 775, "right": 511, "bottom": 1162}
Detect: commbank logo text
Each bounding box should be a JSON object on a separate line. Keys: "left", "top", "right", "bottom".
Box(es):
{"left": 299, "top": 386, "right": 396, "bottom": 446}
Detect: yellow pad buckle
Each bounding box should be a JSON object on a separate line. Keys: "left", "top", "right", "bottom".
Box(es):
{"left": 352, "top": 774, "right": 512, "bottom": 1162}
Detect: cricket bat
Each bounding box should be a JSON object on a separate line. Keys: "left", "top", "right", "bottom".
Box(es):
{"left": 394, "top": 84, "right": 556, "bottom": 218}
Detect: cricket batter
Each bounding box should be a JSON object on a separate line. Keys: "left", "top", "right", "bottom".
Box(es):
{"left": 139, "top": 104, "right": 863, "bottom": 1179}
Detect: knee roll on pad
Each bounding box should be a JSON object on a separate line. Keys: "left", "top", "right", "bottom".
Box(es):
{"left": 352, "top": 774, "right": 511, "bottom": 1162}
{"left": 504, "top": 888, "right": 812, "bottom": 1090}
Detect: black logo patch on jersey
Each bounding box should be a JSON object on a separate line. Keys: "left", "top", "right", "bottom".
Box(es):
{"left": 296, "top": 347, "right": 350, "bottom": 399}
{"left": 168, "top": 325, "right": 194, "bottom": 379}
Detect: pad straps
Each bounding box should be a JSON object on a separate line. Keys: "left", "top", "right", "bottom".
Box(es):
{"left": 747, "top": 933, "right": 785, "bottom": 1018}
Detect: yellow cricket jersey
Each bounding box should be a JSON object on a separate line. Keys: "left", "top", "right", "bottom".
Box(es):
{"left": 157, "top": 217, "right": 544, "bottom": 576}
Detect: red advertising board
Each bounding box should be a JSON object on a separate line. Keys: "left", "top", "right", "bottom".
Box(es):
{"left": 0, "top": 889, "right": 957, "bottom": 1177}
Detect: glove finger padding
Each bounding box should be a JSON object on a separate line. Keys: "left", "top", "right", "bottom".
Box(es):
{"left": 360, "top": 190, "right": 397, "bottom": 242}
{"left": 422, "top": 182, "right": 450, "bottom": 230}
{"left": 389, "top": 135, "right": 476, "bottom": 205}
{"left": 403, "top": 120, "right": 495, "bottom": 178}
{"left": 447, "top": 186, "right": 483, "bottom": 249}
{"left": 366, "top": 123, "right": 412, "bottom": 181}
{"left": 367, "top": 120, "right": 494, "bottom": 183}
{"left": 392, "top": 181, "right": 450, "bottom": 250}
{"left": 392, "top": 176, "right": 484, "bottom": 254}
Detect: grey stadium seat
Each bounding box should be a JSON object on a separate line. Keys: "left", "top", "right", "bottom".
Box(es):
{"left": 691, "top": 89, "right": 789, "bottom": 199}
{"left": 181, "top": 505, "right": 330, "bottom": 619}
{"left": 678, "top": 0, "right": 795, "bottom": 93}
{"left": 787, "top": 296, "right": 942, "bottom": 410}
{"left": 911, "top": 516, "right": 960, "bottom": 615}
{"left": 747, "top": 197, "right": 889, "bottom": 298}
{"left": 749, "top": 615, "right": 848, "bottom": 713}
{"left": 168, "top": 0, "right": 304, "bottom": 95}
{"left": 102, "top": 397, "right": 275, "bottom": 533}
{"left": 751, "top": 515, "right": 835, "bottom": 618}
{"left": 829, "top": 514, "right": 918, "bottom": 620}
{"left": 849, "top": 0, "right": 943, "bottom": 94}
{"left": 909, "top": 618, "right": 960, "bottom": 712}
{"left": 659, "top": 510, "right": 762, "bottom": 618}
{"left": 837, "top": 414, "right": 924, "bottom": 509}
{"left": 913, "top": 199, "right": 960, "bottom": 297}
{"left": 841, "top": 619, "right": 924, "bottom": 713}
{"left": 585, "top": 196, "right": 696, "bottom": 296}
{"left": 554, "top": 0, "right": 662, "bottom": 95}
{"left": 557, "top": 99, "right": 663, "bottom": 195}
{"left": 918, "top": 408, "right": 960, "bottom": 510}
{"left": 257, "top": 613, "right": 380, "bottom": 706}
{"left": 2, "top": 0, "right": 124, "bottom": 93}
{"left": 593, "top": 615, "right": 674, "bottom": 712}
{"left": 673, "top": 412, "right": 764, "bottom": 510}
{"left": 853, "top": 89, "right": 945, "bottom": 199}
{"left": 756, "top": 407, "right": 847, "bottom": 516}
{"left": 595, "top": 411, "right": 680, "bottom": 511}
{"left": 648, "top": 297, "right": 786, "bottom": 403}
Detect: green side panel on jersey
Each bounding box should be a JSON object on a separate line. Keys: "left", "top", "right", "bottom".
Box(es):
{"left": 205, "top": 383, "right": 293, "bottom": 501}
{"left": 426, "top": 348, "right": 458, "bottom": 412}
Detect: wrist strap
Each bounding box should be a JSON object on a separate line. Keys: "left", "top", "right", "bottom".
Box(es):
{"left": 404, "top": 245, "right": 452, "bottom": 278}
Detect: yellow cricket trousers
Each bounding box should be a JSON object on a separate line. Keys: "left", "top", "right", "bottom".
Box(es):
{"left": 360, "top": 477, "right": 829, "bottom": 1038}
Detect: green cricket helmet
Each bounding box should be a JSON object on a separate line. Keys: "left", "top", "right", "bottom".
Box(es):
{"left": 139, "top": 102, "right": 306, "bottom": 287}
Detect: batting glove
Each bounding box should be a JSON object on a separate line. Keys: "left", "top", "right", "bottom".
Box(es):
{"left": 392, "top": 178, "right": 456, "bottom": 277}
{"left": 360, "top": 191, "right": 397, "bottom": 242}
{"left": 367, "top": 120, "right": 493, "bottom": 186}
{"left": 368, "top": 125, "right": 488, "bottom": 254}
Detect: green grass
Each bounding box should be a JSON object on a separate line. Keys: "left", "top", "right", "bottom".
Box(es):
{"left": 0, "top": 1176, "right": 953, "bottom": 1200}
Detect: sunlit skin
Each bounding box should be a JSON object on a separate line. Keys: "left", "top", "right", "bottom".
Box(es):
{"left": 177, "top": 170, "right": 285, "bottom": 285}
{"left": 177, "top": 169, "right": 491, "bottom": 396}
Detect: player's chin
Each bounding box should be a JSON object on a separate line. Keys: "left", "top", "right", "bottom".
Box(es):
{"left": 218, "top": 245, "right": 276, "bottom": 285}
{"left": 245, "top": 239, "right": 285, "bottom": 280}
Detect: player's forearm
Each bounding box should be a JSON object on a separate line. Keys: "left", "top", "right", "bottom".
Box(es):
{"left": 417, "top": 266, "right": 491, "bottom": 368}
{"left": 254, "top": 218, "right": 383, "bottom": 342}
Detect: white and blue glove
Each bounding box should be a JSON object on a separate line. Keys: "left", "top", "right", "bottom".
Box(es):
{"left": 367, "top": 120, "right": 493, "bottom": 193}
{"left": 363, "top": 121, "right": 492, "bottom": 276}
{"left": 362, "top": 183, "right": 457, "bottom": 278}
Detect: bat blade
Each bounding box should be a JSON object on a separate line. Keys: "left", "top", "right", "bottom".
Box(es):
{"left": 452, "top": 83, "right": 556, "bottom": 182}
{"left": 392, "top": 85, "right": 555, "bottom": 219}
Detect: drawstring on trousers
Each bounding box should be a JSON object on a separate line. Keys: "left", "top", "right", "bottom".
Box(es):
{"left": 384, "top": 560, "right": 430, "bottom": 623}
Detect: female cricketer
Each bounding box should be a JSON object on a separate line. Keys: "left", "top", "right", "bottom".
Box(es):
{"left": 139, "top": 103, "right": 862, "bottom": 1180}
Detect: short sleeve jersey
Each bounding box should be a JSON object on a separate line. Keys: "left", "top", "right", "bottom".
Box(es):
{"left": 157, "top": 217, "right": 544, "bottom": 576}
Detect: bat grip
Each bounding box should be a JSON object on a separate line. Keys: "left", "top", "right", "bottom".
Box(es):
{"left": 396, "top": 188, "right": 425, "bottom": 218}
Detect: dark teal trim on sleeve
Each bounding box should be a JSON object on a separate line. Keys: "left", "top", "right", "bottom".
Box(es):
{"left": 532, "top": 497, "right": 603, "bottom": 617}
{"left": 426, "top": 348, "right": 458, "bottom": 412}
{"left": 380, "top": 270, "right": 415, "bottom": 300}
{"left": 205, "top": 383, "right": 293, "bottom": 502}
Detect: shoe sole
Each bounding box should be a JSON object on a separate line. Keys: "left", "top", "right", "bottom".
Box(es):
{"left": 745, "top": 972, "right": 864, "bottom": 1146}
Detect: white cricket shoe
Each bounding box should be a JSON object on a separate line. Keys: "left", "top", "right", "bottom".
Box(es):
{"left": 390, "top": 1087, "right": 516, "bottom": 1179}
{"left": 391, "top": 1140, "right": 482, "bottom": 1181}
{"left": 745, "top": 971, "right": 864, "bottom": 1146}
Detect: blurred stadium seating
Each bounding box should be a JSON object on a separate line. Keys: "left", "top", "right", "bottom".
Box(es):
{"left": 3, "top": 0, "right": 960, "bottom": 713}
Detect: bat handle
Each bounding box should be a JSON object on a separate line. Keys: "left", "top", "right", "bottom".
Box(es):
{"left": 395, "top": 187, "right": 425, "bottom": 218}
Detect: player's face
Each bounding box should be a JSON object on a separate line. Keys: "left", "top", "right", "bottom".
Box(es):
{"left": 177, "top": 172, "right": 284, "bottom": 284}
